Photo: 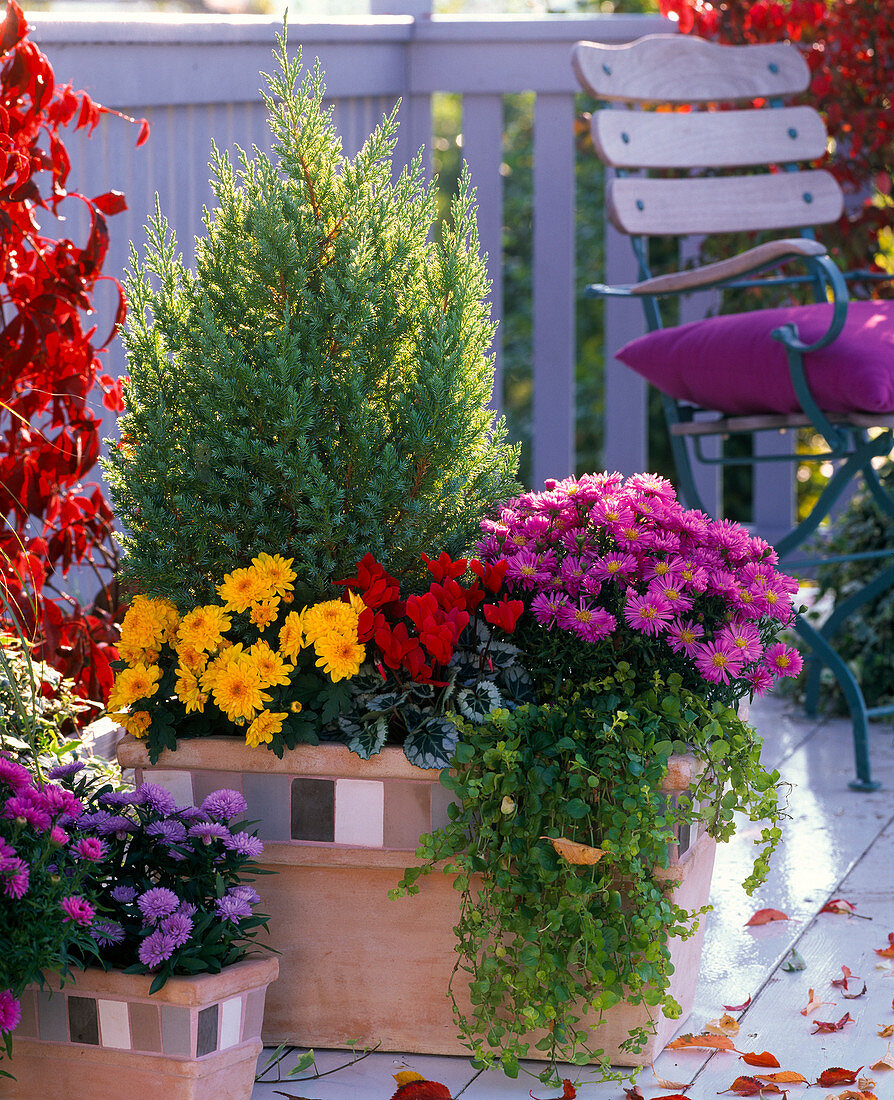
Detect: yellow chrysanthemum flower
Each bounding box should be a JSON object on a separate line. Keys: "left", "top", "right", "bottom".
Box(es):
{"left": 245, "top": 709, "right": 288, "bottom": 748}
{"left": 278, "top": 610, "right": 305, "bottom": 662}
{"left": 253, "top": 552, "right": 296, "bottom": 598}
{"left": 108, "top": 664, "right": 162, "bottom": 711}
{"left": 118, "top": 596, "right": 177, "bottom": 662}
{"left": 175, "top": 644, "right": 208, "bottom": 675}
{"left": 248, "top": 641, "right": 292, "bottom": 689}
{"left": 210, "top": 655, "right": 270, "bottom": 722}
{"left": 175, "top": 667, "right": 207, "bottom": 714}
{"left": 177, "top": 604, "right": 231, "bottom": 653}
{"left": 115, "top": 710, "right": 152, "bottom": 738}
{"left": 314, "top": 635, "right": 365, "bottom": 682}
{"left": 217, "top": 566, "right": 268, "bottom": 613}
{"left": 200, "top": 645, "right": 244, "bottom": 693}
{"left": 302, "top": 600, "right": 358, "bottom": 645}
{"left": 250, "top": 597, "right": 280, "bottom": 630}
{"left": 345, "top": 590, "right": 367, "bottom": 617}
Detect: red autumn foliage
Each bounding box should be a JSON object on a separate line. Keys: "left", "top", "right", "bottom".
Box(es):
{"left": 875, "top": 933, "right": 894, "bottom": 957}
{"left": 0, "top": 0, "right": 147, "bottom": 709}
{"left": 740, "top": 1051, "right": 780, "bottom": 1068}
{"left": 657, "top": 0, "right": 893, "bottom": 288}
{"left": 815, "top": 1067, "right": 863, "bottom": 1087}
{"left": 745, "top": 908, "right": 789, "bottom": 926}
{"left": 530, "top": 1081, "right": 576, "bottom": 1100}
{"left": 811, "top": 1012, "right": 853, "bottom": 1034}
{"left": 719, "top": 1077, "right": 785, "bottom": 1096}
{"left": 723, "top": 996, "right": 752, "bottom": 1011}
{"left": 391, "top": 1080, "right": 452, "bottom": 1100}
{"left": 821, "top": 898, "right": 859, "bottom": 915}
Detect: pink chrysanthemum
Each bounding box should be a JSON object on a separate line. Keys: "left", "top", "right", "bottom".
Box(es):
{"left": 694, "top": 641, "right": 745, "bottom": 685}
{"left": 648, "top": 579, "right": 693, "bottom": 613}
{"left": 590, "top": 552, "right": 638, "bottom": 585}
{"left": 1, "top": 858, "right": 29, "bottom": 899}
{"left": 623, "top": 591, "right": 673, "bottom": 636}
{"left": 505, "top": 549, "right": 554, "bottom": 590}
{"left": 0, "top": 990, "right": 21, "bottom": 1034}
{"left": 747, "top": 666, "right": 775, "bottom": 696}
{"left": 764, "top": 643, "right": 803, "bottom": 678}
{"left": 589, "top": 497, "right": 635, "bottom": 529}
{"left": 60, "top": 895, "right": 95, "bottom": 926}
{"left": 74, "top": 837, "right": 105, "bottom": 862}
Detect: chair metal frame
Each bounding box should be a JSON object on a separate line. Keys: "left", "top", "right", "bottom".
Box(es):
{"left": 573, "top": 33, "right": 894, "bottom": 790}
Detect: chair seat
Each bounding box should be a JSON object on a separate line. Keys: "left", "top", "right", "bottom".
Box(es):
{"left": 616, "top": 299, "right": 894, "bottom": 417}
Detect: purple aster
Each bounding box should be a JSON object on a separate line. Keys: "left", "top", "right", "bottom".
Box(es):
{"left": 188, "top": 821, "right": 230, "bottom": 845}
{"left": 46, "top": 761, "right": 85, "bottom": 780}
{"left": 175, "top": 806, "right": 208, "bottom": 824}
{"left": 558, "top": 555, "right": 592, "bottom": 596}
{"left": 0, "top": 756, "right": 31, "bottom": 792}
{"left": 94, "top": 814, "right": 137, "bottom": 839}
{"left": 222, "top": 831, "right": 264, "bottom": 858}
{"left": 589, "top": 497, "right": 635, "bottom": 529}
{"left": 201, "top": 789, "right": 248, "bottom": 823}
{"left": 0, "top": 990, "right": 21, "bottom": 1034}
{"left": 648, "top": 578, "right": 693, "bottom": 614}
{"left": 764, "top": 643, "right": 803, "bottom": 679}
{"left": 718, "top": 622, "right": 763, "bottom": 663}
{"left": 556, "top": 600, "right": 616, "bottom": 643}
{"left": 74, "top": 837, "right": 105, "bottom": 862}
{"left": 504, "top": 549, "right": 555, "bottom": 591}
{"left": 1, "top": 858, "right": 30, "bottom": 899}
{"left": 228, "top": 885, "right": 260, "bottom": 905}
{"left": 589, "top": 552, "right": 638, "bottom": 585}
{"left": 694, "top": 641, "right": 745, "bottom": 685}
{"left": 623, "top": 591, "right": 674, "bottom": 637}
{"left": 137, "top": 783, "right": 178, "bottom": 816}
{"left": 2, "top": 794, "right": 51, "bottom": 833}
{"left": 61, "top": 895, "right": 95, "bottom": 926}
{"left": 138, "top": 929, "right": 177, "bottom": 969}
{"left": 160, "top": 911, "right": 193, "bottom": 947}
{"left": 216, "top": 894, "right": 252, "bottom": 923}
{"left": 176, "top": 901, "right": 197, "bottom": 920}
{"left": 747, "top": 666, "right": 775, "bottom": 696}
{"left": 146, "top": 819, "right": 188, "bottom": 843}
{"left": 40, "top": 785, "right": 82, "bottom": 818}
{"left": 665, "top": 618, "right": 704, "bottom": 657}
{"left": 77, "top": 811, "right": 115, "bottom": 832}
{"left": 93, "top": 920, "right": 126, "bottom": 947}
{"left": 529, "top": 592, "right": 568, "bottom": 629}
{"left": 137, "top": 886, "right": 180, "bottom": 923}
{"left": 110, "top": 884, "right": 137, "bottom": 904}
{"left": 97, "top": 791, "right": 136, "bottom": 809}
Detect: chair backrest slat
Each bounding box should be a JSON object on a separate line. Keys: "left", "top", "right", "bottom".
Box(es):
{"left": 608, "top": 170, "right": 843, "bottom": 236}
{"left": 572, "top": 35, "right": 810, "bottom": 103}
{"left": 592, "top": 106, "right": 827, "bottom": 170}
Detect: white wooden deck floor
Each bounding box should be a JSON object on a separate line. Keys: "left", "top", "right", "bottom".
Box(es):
{"left": 250, "top": 695, "right": 894, "bottom": 1100}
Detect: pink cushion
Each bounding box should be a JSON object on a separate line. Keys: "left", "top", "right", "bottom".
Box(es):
{"left": 616, "top": 300, "right": 894, "bottom": 416}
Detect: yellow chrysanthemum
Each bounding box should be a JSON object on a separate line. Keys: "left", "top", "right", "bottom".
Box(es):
{"left": 245, "top": 709, "right": 288, "bottom": 748}
{"left": 108, "top": 664, "right": 162, "bottom": 711}
{"left": 118, "top": 596, "right": 178, "bottom": 662}
{"left": 217, "top": 566, "right": 268, "bottom": 613}
{"left": 177, "top": 604, "right": 231, "bottom": 653}
{"left": 248, "top": 641, "right": 292, "bottom": 689}
{"left": 175, "top": 667, "right": 207, "bottom": 714}
{"left": 115, "top": 710, "right": 152, "bottom": 738}
{"left": 200, "top": 645, "right": 244, "bottom": 693}
{"left": 314, "top": 635, "right": 365, "bottom": 683}
{"left": 175, "top": 643, "right": 208, "bottom": 675}
{"left": 253, "top": 553, "right": 296, "bottom": 598}
{"left": 345, "top": 590, "right": 368, "bottom": 618}
{"left": 278, "top": 610, "right": 305, "bottom": 662}
{"left": 209, "top": 655, "right": 270, "bottom": 722}
{"left": 250, "top": 597, "right": 280, "bottom": 630}
{"left": 302, "top": 600, "right": 359, "bottom": 645}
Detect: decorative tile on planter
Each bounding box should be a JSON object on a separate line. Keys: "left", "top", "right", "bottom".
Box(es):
{"left": 128, "top": 1001, "right": 162, "bottom": 1053}
{"left": 191, "top": 770, "right": 243, "bottom": 808}
{"left": 160, "top": 1004, "right": 192, "bottom": 1057}
{"left": 135, "top": 768, "right": 195, "bottom": 807}
{"left": 291, "top": 778, "right": 335, "bottom": 842}
{"left": 196, "top": 1004, "right": 218, "bottom": 1057}
{"left": 243, "top": 772, "right": 292, "bottom": 841}
{"left": 334, "top": 779, "right": 384, "bottom": 847}
{"left": 383, "top": 781, "right": 432, "bottom": 850}
{"left": 68, "top": 996, "right": 99, "bottom": 1045}
{"left": 97, "top": 998, "right": 131, "bottom": 1049}
{"left": 219, "top": 995, "right": 242, "bottom": 1049}
{"left": 431, "top": 782, "right": 457, "bottom": 831}
{"left": 16, "top": 990, "right": 37, "bottom": 1040}
{"left": 36, "top": 990, "right": 67, "bottom": 1042}
{"left": 242, "top": 989, "right": 266, "bottom": 1042}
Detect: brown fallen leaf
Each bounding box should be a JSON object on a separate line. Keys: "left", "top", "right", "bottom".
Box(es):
{"left": 832, "top": 965, "right": 859, "bottom": 989}
{"left": 530, "top": 1080, "right": 576, "bottom": 1100}
{"left": 879, "top": 1025, "right": 894, "bottom": 1038}
{"left": 623, "top": 1089, "right": 644, "bottom": 1100}
{"left": 745, "top": 908, "right": 789, "bottom": 927}
{"left": 740, "top": 1052, "right": 780, "bottom": 1069}
{"left": 859, "top": 1078, "right": 877, "bottom": 1091}
{"left": 843, "top": 982, "right": 868, "bottom": 1000}
{"left": 801, "top": 988, "right": 835, "bottom": 1016}
{"left": 870, "top": 1052, "right": 894, "bottom": 1071}
{"left": 652, "top": 1074, "right": 688, "bottom": 1091}
{"left": 718, "top": 1077, "right": 785, "bottom": 1096}
{"left": 756, "top": 1072, "right": 808, "bottom": 1084}
{"left": 706, "top": 1013, "right": 740, "bottom": 1037}
{"left": 816, "top": 1067, "right": 864, "bottom": 1087}
{"left": 812, "top": 1012, "right": 853, "bottom": 1034}
{"left": 542, "top": 836, "right": 605, "bottom": 866}
{"left": 666, "top": 1033, "right": 737, "bottom": 1051}
{"left": 723, "top": 996, "right": 752, "bottom": 1012}
{"left": 875, "top": 933, "right": 894, "bottom": 958}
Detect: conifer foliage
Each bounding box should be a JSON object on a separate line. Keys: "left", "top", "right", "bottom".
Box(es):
{"left": 105, "top": 28, "right": 519, "bottom": 607}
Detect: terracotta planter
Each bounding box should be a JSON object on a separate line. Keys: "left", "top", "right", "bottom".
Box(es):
{"left": 117, "top": 736, "right": 715, "bottom": 1066}
{"left": 4, "top": 956, "right": 278, "bottom": 1100}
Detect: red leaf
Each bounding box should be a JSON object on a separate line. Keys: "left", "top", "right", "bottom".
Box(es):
{"left": 723, "top": 996, "right": 751, "bottom": 1012}
{"left": 719, "top": 1077, "right": 784, "bottom": 1096}
{"left": 811, "top": 1012, "right": 853, "bottom": 1034}
{"left": 624, "top": 1090, "right": 644, "bottom": 1100}
{"left": 136, "top": 117, "right": 150, "bottom": 146}
{"left": 91, "top": 190, "right": 127, "bottom": 215}
{"left": 820, "top": 897, "right": 858, "bottom": 915}
{"left": 816, "top": 1067, "right": 863, "bottom": 1087}
{"left": 745, "top": 908, "right": 789, "bottom": 926}
{"left": 831, "top": 965, "right": 857, "bottom": 989}
{"left": 875, "top": 933, "right": 894, "bottom": 958}
{"left": 739, "top": 1052, "right": 780, "bottom": 1068}
{"left": 530, "top": 1082, "right": 576, "bottom": 1100}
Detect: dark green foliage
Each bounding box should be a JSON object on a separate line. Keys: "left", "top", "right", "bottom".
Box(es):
{"left": 105, "top": 30, "right": 519, "bottom": 607}
{"left": 394, "top": 666, "right": 783, "bottom": 1083}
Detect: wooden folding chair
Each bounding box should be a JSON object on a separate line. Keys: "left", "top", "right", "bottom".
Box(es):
{"left": 572, "top": 33, "right": 894, "bottom": 790}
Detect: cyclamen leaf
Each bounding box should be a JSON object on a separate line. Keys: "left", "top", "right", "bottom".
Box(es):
{"left": 666, "top": 1033, "right": 736, "bottom": 1051}
{"left": 739, "top": 1052, "right": 780, "bottom": 1068}
{"left": 816, "top": 1067, "right": 863, "bottom": 1086}
{"left": 745, "top": 908, "right": 789, "bottom": 926}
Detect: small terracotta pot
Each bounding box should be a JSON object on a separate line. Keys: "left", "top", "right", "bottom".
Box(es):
{"left": 5, "top": 956, "right": 278, "bottom": 1100}
{"left": 118, "top": 735, "right": 715, "bottom": 1066}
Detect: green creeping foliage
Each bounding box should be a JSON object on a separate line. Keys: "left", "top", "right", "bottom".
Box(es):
{"left": 393, "top": 668, "right": 784, "bottom": 1083}
{"left": 105, "top": 27, "right": 519, "bottom": 607}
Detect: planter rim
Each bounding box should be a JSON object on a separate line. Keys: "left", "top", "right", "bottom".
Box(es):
{"left": 37, "top": 954, "right": 279, "bottom": 1005}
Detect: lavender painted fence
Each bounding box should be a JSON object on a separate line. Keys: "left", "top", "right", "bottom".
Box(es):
{"left": 29, "top": 11, "right": 678, "bottom": 497}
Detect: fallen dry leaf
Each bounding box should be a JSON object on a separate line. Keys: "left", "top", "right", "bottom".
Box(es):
{"left": 718, "top": 1077, "right": 785, "bottom": 1096}
{"left": 816, "top": 1067, "right": 864, "bottom": 1087}
{"left": 756, "top": 1072, "right": 808, "bottom": 1084}
{"left": 878, "top": 1024, "right": 894, "bottom": 1038}
{"left": 876, "top": 933, "right": 894, "bottom": 958}
{"left": 812, "top": 1013, "right": 853, "bottom": 1034}
{"left": 745, "top": 908, "right": 789, "bottom": 927}
{"left": 870, "top": 1052, "right": 894, "bottom": 1071}
{"left": 832, "top": 965, "right": 859, "bottom": 989}
{"left": 843, "top": 983, "right": 868, "bottom": 1000}
{"left": 740, "top": 1052, "right": 781, "bottom": 1069}
{"left": 651, "top": 1072, "right": 688, "bottom": 1090}
{"left": 542, "top": 837, "right": 605, "bottom": 865}
{"left": 623, "top": 1089, "right": 643, "bottom": 1100}
{"left": 530, "top": 1080, "right": 576, "bottom": 1100}
{"left": 820, "top": 898, "right": 860, "bottom": 916}
{"left": 723, "top": 996, "right": 752, "bottom": 1012}
{"left": 859, "top": 1078, "right": 877, "bottom": 1091}
{"left": 666, "top": 1033, "right": 737, "bottom": 1051}
{"left": 801, "top": 988, "right": 835, "bottom": 1016}
{"left": 706, "top": 1014, "right": 740, "bottom": 1037}
{"left": 652, "top": 1095, "right": 691, "bottom": 1099}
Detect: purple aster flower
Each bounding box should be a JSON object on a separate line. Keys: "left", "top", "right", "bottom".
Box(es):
{"left": 694, "top": 641, "right": 745, "bottom": 685}
{"left": 93, "top": 919, "right": 126, "bottom": 947}
{"left": 747, "top": 665, "right": 775, "bottom": 696}
{"left": 228, "top": 885, "right": 260, "bottom": 905}
{"left": 137, "top": 783, "right": 178, "bottom": 816}
{"left": 530, "top": 591, "right": 567, "bottom": 629}
{"left": 2, "top": 858, "right": 30, "bottom": 899}
{"left": 61, "top": 895, "right": 95, "bottom": 926}
{"left": 763, "top": 643, "right": 803, "bottom": 679}
{"left": 665, "top": 618, "right": 704, "bottom": 657}
{"left": 623, "top": 591, "right": 674, "bottom": 637}
{"left": 137, "top": 886, "right": 180, "bottom": 923}
{"left": 175, "top": 806, "right": 208, "bottom": 824}
{"left": 176, "top": 901, "right": 197, "bottom": 920}
{"left": 110, "top": 884, "right": 137, "bottom": 904}
{"left": 0, "top": 839, "right": 15, "bottom": 866}
{"left": 188, "top": 821, "right": 230, "bottom": 845}
{"left": 94, "top": 814, "right": 136, "bottom": 839}
{"left": 97, "top": 790, "right": 135, "bottom": 809}
{"left": 74, "top": 837, "right": 105, "bottom": 862}
{"left": 0, "top": 757, "right": 31, "bottom": 792}
{"left": 222, "top": 831, "right": 264, "bottom": 858}
{"left": 201, "top": 789, "right": 248, "bottom": 823}
{"left": 160, "top": 911, "right": 194, "bottom": 947}
{"left": 138, "top": 929, "right": 177, "bottom": 969}
{"left": 216, "top": 894, "right": 252, "bottom": 923}
{"left": 40, "top": 785, "right": 82, "bottom": 818}
{"left": 648, "top": 578, "right": 693, "bottom": 614}
{"left": 504, "top": 549, "right": 555, "bottom": 591}
{"left": 556, "top": 600, "right": 615, "bottom": 643}
{"left": 589, "top": 496, "right": 635, "bottom": 529}
{"left": 77, "top": 811, "right": 114, "bottom": 832}
{"left": 589, "top": 552, "right": 638, "bottom": 585}
{"left": 146, "top": 819, "right": 188, "bottom": 843}
{"left": 2, "top": 794, "right": 52, "bottom": 833}
{"left": 0, "top": 990, "right": 21, "bottom": 1034}
{"left": 718, "top": 621, "right": 763, "bottom": 663}
{"left": 46, "top": 761, "right": 85, "bottom": 780}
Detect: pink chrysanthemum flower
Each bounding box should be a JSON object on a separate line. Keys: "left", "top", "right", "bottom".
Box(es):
{"left": 2, "top": 795, "right": 51, "bottom": 833}
{"left": 623, "top": 591, "right": 673, "bottom": 636}
{"left": 2, "top": 858, "right": 29, "bottom": 899}
{"left": 74, "top": 837, "right": 105, "bottom": 862}
{"left": 746, "top": 536, "right": 779, "bottom": 565}
{"left": 60, "top": 895, "right": 95, "bottom": 926}
{"left": 718, "top": 622, "right": 763, "bottom": 663}
{"left": 0, "top": 990, "right": 21, "bottom": 1034}
{"left": 747, "top": 666, "right": 775, "bottom": 696}
{"left": 556, "top": 600, "right": 616, "bottom": 642}
{"left": 694, "top": 641, "right": 745, "bottom": 685}
{"left": 589, "top": 497, "right": 635, "bottom": 528}
{"left": 764, "top": 643, "right": 803, "bottom": 678}
{"left": 666, "top": 618, "right": 704, "bottom": 656}
{"left": 626, "top": 472, "right": 677, "bottom": 501}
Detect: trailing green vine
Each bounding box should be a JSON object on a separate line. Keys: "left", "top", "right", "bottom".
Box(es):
{"left": 394, "top": 667, "right": 784, "bottom": 1082}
